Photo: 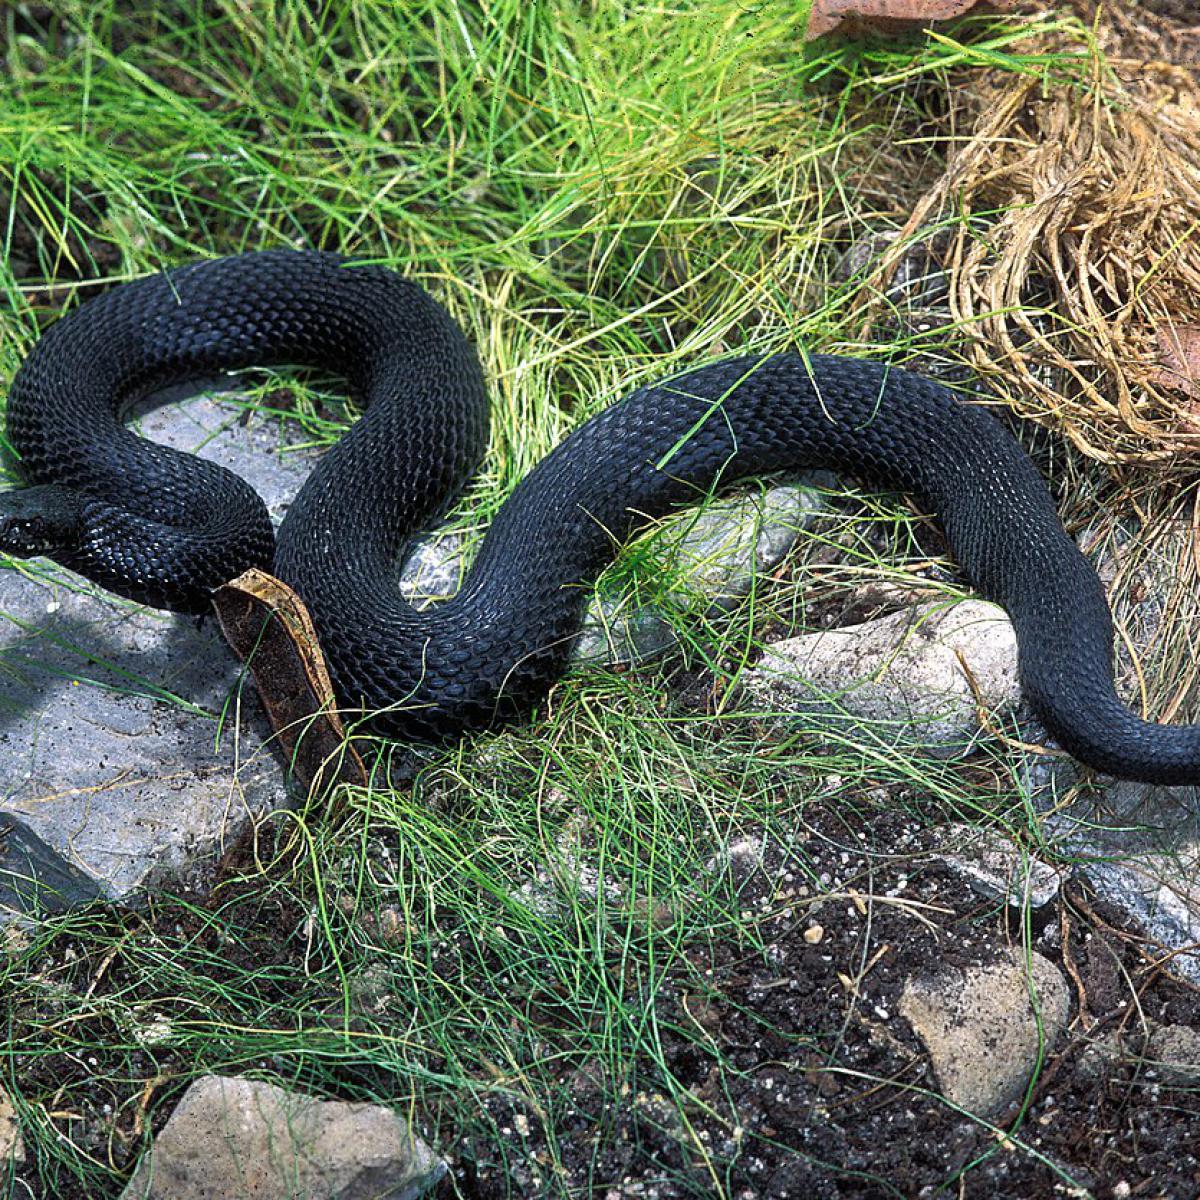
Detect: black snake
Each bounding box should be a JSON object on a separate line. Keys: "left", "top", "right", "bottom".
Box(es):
{"left": 0, "top": 250, "right": 1194, "bottom": 783}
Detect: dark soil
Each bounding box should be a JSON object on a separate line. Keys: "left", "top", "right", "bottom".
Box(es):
{"left": 445, "top": 807, "right": 1200, "bottom": 1199}
{"left": 10, "top": 802, "right": 1200, "bottom": 1200}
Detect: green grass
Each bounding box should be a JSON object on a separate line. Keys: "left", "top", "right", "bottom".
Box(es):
{"left": 0, "top": 3, "right": 1106, "bottom": 1197}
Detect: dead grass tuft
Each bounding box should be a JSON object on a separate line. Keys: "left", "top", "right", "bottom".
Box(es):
{"left": 863, "top": 6, "right": 1200, "bottom": 466}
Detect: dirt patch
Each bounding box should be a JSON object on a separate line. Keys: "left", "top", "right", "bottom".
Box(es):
{"left": 444, "top": 806, "right": 1200, "bottom": 1199}
{"left": 9, "top": 802, "right": 1200, "bottom": 1200}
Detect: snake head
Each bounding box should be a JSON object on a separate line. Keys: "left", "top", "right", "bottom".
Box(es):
{"left": 0, "top": 486, "right": 85, "bottom": 559}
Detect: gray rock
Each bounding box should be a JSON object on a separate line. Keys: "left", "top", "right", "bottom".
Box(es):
{"left": 574, "top": 478, "right": 832, "bottom": 664}
{"left": 934, "top": 823, "right": 1062, "bottom": 910}
{"left": 1077, "top": 1023, "right": 1200, "bottom": 1086}
{"left": 1023, "top": 738, "right": 1200, "bottom": 985}
{"left": 1077, "top": 1030, "right": 1127, "bottom": 1082}
{"left": 741, "top": 598, "right": 1020, "bottom": 757}
{"left": 397, "top": 528, "right": 466, "bottom": 609}
{"left": 899, "top": 948, "right": 1070, "bottom": 1116}
{"left": 0, "top": 813, "right": 105, "bottom": 914}
{"left": 1145, "top": 1023, "right": 1200, "bottom": 1084}
{"left": 1082, "top": 852, "right": 1200, "bottom": 986}
{"left": 119, "top": 1075, "right": 445, "bottom": 1200}
{"left": 1, "top": 389, "right": 311, "bottom": 915}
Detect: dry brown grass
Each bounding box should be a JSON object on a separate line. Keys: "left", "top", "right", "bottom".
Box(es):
{"left": 863, "top": 2, "right": 1200, "bottom": 466}
{"left": 850, "top": 2, "right": 1200, "bottom": 723}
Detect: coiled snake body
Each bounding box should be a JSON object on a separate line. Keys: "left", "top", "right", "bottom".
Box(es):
{"left": 0, "top": 250, "right": 1194, "bottom": 783}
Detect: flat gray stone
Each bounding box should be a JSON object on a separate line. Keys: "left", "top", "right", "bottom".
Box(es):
{"left": 0, "top": 388, "right": 312, "bottom": 914}
{"left": 1080, "top": 852, "right": 1200, "bottom": 985}
{"left": 1023, "top": 739, "right": 1200, "bottom": 986}
{"left": 0, "top": 812, "right": 105, "bottom": 913}
{"left": 119, "top": 1074, "right": 445, "bottom": 1200}
{"left": 741, "top": 598, "right": 1020, "bottom": 756}
{"left": 576, "top": 480, "right": 831, "bottom": 663}
{"left": 933, "top": 823, "right": 1062, "bottom": 910}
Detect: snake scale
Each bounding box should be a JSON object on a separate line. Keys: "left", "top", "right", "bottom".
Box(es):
{"left": 0, "top": 249, "right": 1195, "bottom": 783}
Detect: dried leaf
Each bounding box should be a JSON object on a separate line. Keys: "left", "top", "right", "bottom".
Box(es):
{"left": 212, "top": 568, "right": 367, "bottom": 801}
{"left": 1152, "top": 324, "right": 1200, "bottom": 401}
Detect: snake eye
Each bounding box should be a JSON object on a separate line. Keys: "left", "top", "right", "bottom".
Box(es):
{"left": 0, "top": 487, "right": 85, "bottom": 559}
{"left": 0, "top": 515, "right": 51, "bottom": 557}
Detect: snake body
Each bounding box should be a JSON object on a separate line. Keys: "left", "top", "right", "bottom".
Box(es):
{"left": 0, "top": 250, "right": 1195, "bottom": 783}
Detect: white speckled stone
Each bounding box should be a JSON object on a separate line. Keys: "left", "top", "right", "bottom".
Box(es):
{"left": 741, "top": 598, "right": 1020, "bottom": 757}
